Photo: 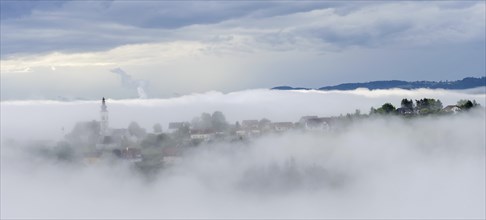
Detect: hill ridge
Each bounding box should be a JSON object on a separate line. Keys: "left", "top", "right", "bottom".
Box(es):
{"left": 272, "top": 77, "right": 486, "bottom": 91}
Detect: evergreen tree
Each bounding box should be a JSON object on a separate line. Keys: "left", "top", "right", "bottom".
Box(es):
{"left": 401, "top": 99, "right": 414, "bottom": 109}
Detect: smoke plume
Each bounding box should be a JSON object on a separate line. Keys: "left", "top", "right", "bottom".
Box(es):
{"left": 111, "top": 68, "right": 148, "bottom": 99}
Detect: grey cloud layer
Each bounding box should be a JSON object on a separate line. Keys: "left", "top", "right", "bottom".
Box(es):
{"left": 0, "top": 1, "right": 332, "bottom": 56}
{"left": 1, "top": 1, "right": 483, "bottom": 56}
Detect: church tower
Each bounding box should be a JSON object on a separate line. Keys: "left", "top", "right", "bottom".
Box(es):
{"left": 100, "top": 97, "right": 109, "bottom": 136}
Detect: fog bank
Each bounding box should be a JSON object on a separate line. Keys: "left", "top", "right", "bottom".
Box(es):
{"left": 1, "top": 88, "right": 484, "bottom": 140}
{"left": 1, "top": 88, "right": 485, "bottom": 219}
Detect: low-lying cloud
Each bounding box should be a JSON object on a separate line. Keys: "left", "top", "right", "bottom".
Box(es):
{"left": 1, "top": 88, "right": 483, "bottom": 140}
{"left": 111, "top": 67, "right": 148, "bottom": 99}
{"left": 1, "top": 88, "right": 485, "bottom": 219}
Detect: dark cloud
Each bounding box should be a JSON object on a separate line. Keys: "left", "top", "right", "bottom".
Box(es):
{"left": 309, "top": 20, "right": 413, "bottom": 48}
{"left": 1, "top": 2, "right": 483, "bottom": 57}
{"left": 15, "top": 1, "right": 336, "bottom": 29}
{"left": 0, "top": 1, "right": 65, "bottom": 20}
{"left": 0, "top": 1, "right": 339, "bottom": 57}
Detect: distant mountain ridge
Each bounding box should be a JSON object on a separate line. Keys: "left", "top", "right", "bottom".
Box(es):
{"left": 272, "top": 77, "right": 486, "bottom": 91}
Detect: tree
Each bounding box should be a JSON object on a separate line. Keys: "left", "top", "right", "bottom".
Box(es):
{"left": 200, "top": 113, "right": 212, "bottom": 130}
{"left": 235, "top": 121, "right": 241, "bottom": 130}
{"left": 191, "top": 117, "right": 202, "bottom": 130}
{"left": 141, "top": 133, "right": 173, "bottom": 149}
{"left": 376, "top": 103, "right": 396, "bottom": 114}
{"left": 153, "top": 123, "right": 162, "bottom": 134}
{"left": 415, "top": 98, "right": 428, "bottom": 111}
{"left": 370, "top": 107, "right": 376, "bottom": 115}
{"left": 191, "top": 112, "right": 212, "bottom": 130}
{"left": 416, "top": 98, "right": 442, "bottom": 114}
{"left": 259, "top": 118, "right": 271, "bottom": 129}
{"left": 54, "top": 141, "right": 75, "bottom": 161}
{"left": 472, "top": 100, "right": 480, "bottom": 107}
{"left": 128, "top": 121, "right": 146, "bottom": 138}
{"left": 191, "top": 111, "right": 229, "bottom": 131}
{"left": 140, "top": 134, "right": 168, "bottom": 169}
{"left": 173, "top": 124, "right": 190, "bottom": 140}
{"left": 401, "top": 99, "right": 414, "bottom": 109}
{"left": 382, "top": 103, "right": 396, "bottom": 114}
{"left": 211, "top": 111, "right": 228, "bottom": 132}
{"left": 433, "top": 99, "right": 443, "bottom": 112}
{"left": 463, "top": 100, "right": 473, "bottom": 109}
{"left": 458, "top": 99, "right": 475, "bottom": 110}
{"left": 65, "top": 120, "right": 100, "bottom": 150}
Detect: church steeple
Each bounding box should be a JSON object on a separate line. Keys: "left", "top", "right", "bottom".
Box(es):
{"left": 100, "top": 97, "right": 109, "bottom": 136}
{"left": 101, "top": 97, "right": 107, "bottom": 112}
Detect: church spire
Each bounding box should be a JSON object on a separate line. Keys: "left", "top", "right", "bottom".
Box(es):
{"left": 100, "top": 97, "right": 109, "bottom": 136}
{"left": 101, "top": 97, "right": 107, "bottom": 112}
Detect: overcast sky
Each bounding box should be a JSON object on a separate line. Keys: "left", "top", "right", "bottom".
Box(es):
{"left": 1, "top": 1, "right": 485, "bottom": 100}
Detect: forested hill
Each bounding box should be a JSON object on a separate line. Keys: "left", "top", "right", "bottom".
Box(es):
{"left": 272, "top": 77, "right": 486, "bottom": 91}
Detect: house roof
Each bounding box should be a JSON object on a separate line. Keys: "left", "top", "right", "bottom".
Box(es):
{"left": 162, "top": 146, "right": 182, "bottom": 157}
{"left": 168, "top": 122, "right": 189, "bottom": 129}
{"left": 272, "top": 122, "right": 294, "bottom": 127}
{"left": 299, "top": 116, "right": 318, "bottom": 123}
{"left": 306, "top": 118, "right": 330, "bottom": 127}
{"left": 242, "top": 120, "right": 259, "bottom": 127}
{"left": 190, "top": 129, "right": 214, "bottom": 135}
{"left": 442, "top": 105, "right": 462, "bottom": 112}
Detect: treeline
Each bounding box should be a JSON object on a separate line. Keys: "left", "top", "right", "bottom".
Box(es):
{"left": 370, "top": 98, "right": 480, "bottom": 116}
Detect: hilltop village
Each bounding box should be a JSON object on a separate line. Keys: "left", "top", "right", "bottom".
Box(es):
{"left": 55, "top": 97, "right": 480, "bottom": 172}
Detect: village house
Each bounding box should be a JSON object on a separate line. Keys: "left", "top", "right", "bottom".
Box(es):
{"left": 241, "top": 120, "right": 259, "bottom": 129}
{"left": 397, "top": 107, "right": 414, "bottom": 115}
{"left": 441, "top": 105, "right": 462, "bottom": 114}
{"left": 190, "top": 129, "right": 214, "bottom": 141}
{"left": 303, "top": 117, "right": 331, "bottom": 131}
{"left": 299, "top": 116, "right": 318, "bottom": 125}
{"left": 258, "top": 119, "right": 273, "bottom": 132}
{"left": 162, "top": 146, "right": 182, "bottom": 165}
{"left": 113, "top": 147, "right": 142, "bottom": 162}
{"left": 298, "top": 116, "right": 333, "bottom": 131}
{"left": 272, "top": 122, "right": 294, "bottom": 132}
{"left": 168, "top": 122, "right": 190, "bottom": 133}
{"left": 237, "top": 120, "right": 262, "bottom": 137}
{"left": 236, "top": 129, "right": 247, "bottom": 137}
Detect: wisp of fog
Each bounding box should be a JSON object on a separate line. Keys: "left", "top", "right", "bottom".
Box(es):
{"left": 1, "top": 88, "right": 485, "bottom": 219}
